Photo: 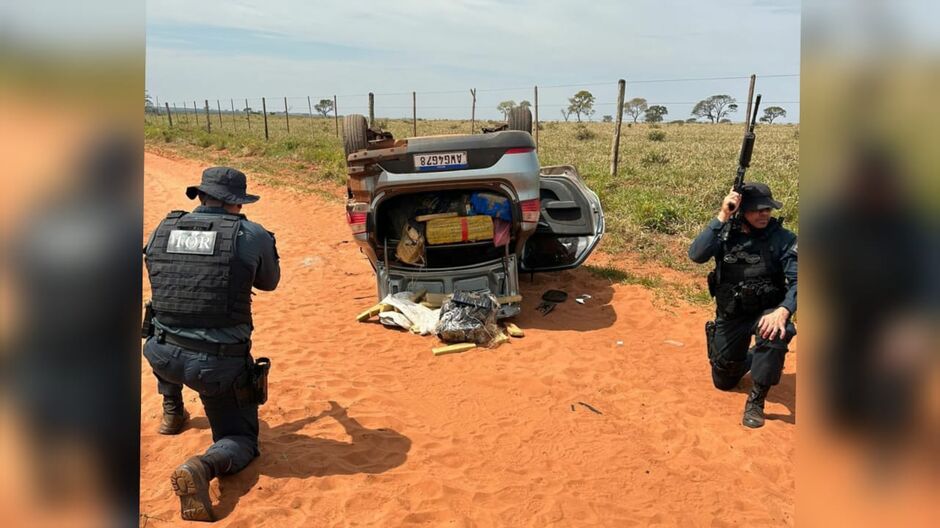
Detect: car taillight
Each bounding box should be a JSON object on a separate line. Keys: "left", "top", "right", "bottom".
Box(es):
{"left": 346, "top": 210, "right": 368, "bottom": 235}
{"left": 520, "top": 198, "right": 540, "bottom": 226}
{"left": 505, "top": 147, "right": 535, "bottom": 154}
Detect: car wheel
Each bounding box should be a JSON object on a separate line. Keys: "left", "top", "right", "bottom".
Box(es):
{"left": 343, "top": 114, "right": 369, "bottom": 156}
{"left": 507, "top": 107, "right": 533, "bottom": 134}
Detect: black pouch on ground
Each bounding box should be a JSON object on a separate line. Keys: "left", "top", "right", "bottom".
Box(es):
{"left": 436, "top": 291, "right": 500, "bottom": 345}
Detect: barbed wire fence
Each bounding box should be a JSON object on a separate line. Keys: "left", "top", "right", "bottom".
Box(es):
{"left": 146, "top": 73, "right": 799, "bottom": 175}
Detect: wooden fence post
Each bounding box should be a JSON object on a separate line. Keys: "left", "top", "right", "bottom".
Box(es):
{"left": 165, "top": 102, "right": 173, "bottom": 127}
{"left": 204, "top": 100, "right": 211, "bottom": 133}
{"left": 193, "top": 101, "right": 198, "bottom": 126}
{"left": 262, "top": 97, "right": 269, "bottom": 140}
{"left": 610, "top": 79, "right": 626, "bottom": 177}
{"left": 284, "top": 97, "right": 290, "bottom": 134}
{"left": 245, "top": 99, "right": 251, "bottom": 131}
{"left": 534, "top": 85, "right": 539, "bottom": 151}
{"left": 307, "top": 95, "right": 314, "bottom": 135}
{"left": 231, "top": 99, "right": 237, "bottom": 130}
{"left": 216, "top": 100, "right": 223, "bottom": 129}
{"left": 470, "top": 88, "right": 476, "bottom": 134}
{"left": 368, "top": 92, "right": 375, "bottom": 127}
{"left": 412, "top": 91, "right": 417, "bottom": 136}
{"left": 333, "top": 95, "right": 339, "bottom": 137}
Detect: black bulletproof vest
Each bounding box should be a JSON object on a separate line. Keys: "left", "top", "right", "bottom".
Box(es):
{"left": 712, "top": 222, "right": 785, "bottom": 316}
{"left": 146, "top": 211, "right": 254, "bottom": 328}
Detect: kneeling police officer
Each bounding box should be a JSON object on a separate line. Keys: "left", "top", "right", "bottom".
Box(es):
{"left": 688, "top": 182, "right": 797, "bottom": 428}
{"left": 143, "top": 167, "right": 279, "bottom": 521}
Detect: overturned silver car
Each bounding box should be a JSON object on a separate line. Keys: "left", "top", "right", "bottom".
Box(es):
{"left": 343, "top": 108, "right": 604, "bottom": 318}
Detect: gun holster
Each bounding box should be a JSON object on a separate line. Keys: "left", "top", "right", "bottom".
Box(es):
{"left": 234, "top": 357, "right": 271, "bottom": 408}
{"left": 705, "top": 320, "right": 718, "bottom": 362}
{"left": 251, "top": 357, "right": 271, "bottom": 406}
{"left": 141, "top": 300, "right": 155, "bottom": 339}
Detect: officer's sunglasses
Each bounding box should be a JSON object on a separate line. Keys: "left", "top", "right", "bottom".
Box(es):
{"left": 723, "top": 252, "right": 761, "bottom": 264}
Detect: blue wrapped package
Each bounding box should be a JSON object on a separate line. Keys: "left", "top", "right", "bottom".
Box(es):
{"left": 470, "top": 192, "right": 512, "bottom": 221}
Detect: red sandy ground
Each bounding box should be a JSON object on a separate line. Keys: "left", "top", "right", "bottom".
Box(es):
{"left": 140, "top": 151, "right": 796, "bottom": 527}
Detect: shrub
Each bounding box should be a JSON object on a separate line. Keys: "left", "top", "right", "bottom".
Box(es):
{"left": 647, "top": 130, "right": 666, "bottom": 142}
{"left": 575, "top": 125, "right": 596, "bottom": 141}
{"left": 641, "top": 150, "right": 669, "bottom": 166}
{"left": 636, "top": 201, "right": 680, "bottom": 234}
{"left": 281, "top": 138, "right": 301, "bottom": 151}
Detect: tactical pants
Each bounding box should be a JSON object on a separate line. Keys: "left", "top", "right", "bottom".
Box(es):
{"left": 143, "top": 337, "right": 259, "bottom": 476}
{"left": 706, "top": 308, "right": 796, "bottom": 390}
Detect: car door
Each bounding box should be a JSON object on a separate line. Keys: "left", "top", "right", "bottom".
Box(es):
{"left": 520, "top": 165, "right": 605, "bottom": 272}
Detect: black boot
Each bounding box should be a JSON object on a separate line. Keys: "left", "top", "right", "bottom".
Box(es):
{"left": 171, "top": 456, "right": 215, "bottom": 522}
{"left": 159, "top": 395, "right": 188, "bottom": 435}
{"left": 742, "top": 382, "right": 770, "bottom": 428}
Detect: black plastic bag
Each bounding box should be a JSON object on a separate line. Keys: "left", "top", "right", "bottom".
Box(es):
{"left": 436, "top": 291, "right": 500, "bottom": 345}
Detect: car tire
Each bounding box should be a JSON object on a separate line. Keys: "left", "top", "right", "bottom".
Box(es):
{"left": 507, "top": 107, "right": 533, "bottom": 134}
{"left": 343, "top": 114, "right": 369, "bottom": 157}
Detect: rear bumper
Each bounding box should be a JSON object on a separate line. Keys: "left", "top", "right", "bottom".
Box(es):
{"left": 376, "top": 255, "right": 521, "bottom": 319}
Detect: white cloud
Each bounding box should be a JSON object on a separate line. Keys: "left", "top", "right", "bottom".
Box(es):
{"left": 146, "top": 0, "right": 801, "bottom": 120}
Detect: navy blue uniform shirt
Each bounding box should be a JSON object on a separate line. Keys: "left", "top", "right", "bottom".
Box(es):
{"left": 147, "top": 205, "right": 280, "bottom": 343}
{"left": 689, "top": 217, "right": 797, "bottom": 315}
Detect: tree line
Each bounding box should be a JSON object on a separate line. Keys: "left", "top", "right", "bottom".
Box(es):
{"left": 496, "top": 91, "right": 787, "bottom": 124}
{"left": 148, "top": 89, "right": 788, "bottom": 124}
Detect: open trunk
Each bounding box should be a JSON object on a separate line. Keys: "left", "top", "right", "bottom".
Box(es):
{"left": 374, "top": 188, "right": 517, "bottom": 269}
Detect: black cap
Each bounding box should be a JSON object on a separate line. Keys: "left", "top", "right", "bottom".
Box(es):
{"left": 185, "top": 167, "right": 260, "bottom": 204}
{"left": 740, "top": 182, "right": 782, "bottom": 211}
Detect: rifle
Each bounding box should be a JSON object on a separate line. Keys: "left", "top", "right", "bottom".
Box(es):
{"left": 721, "top": 85, "right": 762, "bottom": 242}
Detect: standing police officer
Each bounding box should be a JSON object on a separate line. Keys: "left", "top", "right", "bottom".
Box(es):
{"left": 688, "top": 182, "right": 797, "bottom": 428}
{"left": 143, "top": 167, "right": 279, "bottom": 521}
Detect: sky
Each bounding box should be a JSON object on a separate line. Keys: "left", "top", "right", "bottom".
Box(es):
{"left": 145, "top": 0, "right": 801, "bottom": 122}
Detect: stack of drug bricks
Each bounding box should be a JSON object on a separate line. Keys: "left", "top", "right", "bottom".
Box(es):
{"left": 355, "top": 290, "right": 526, "bottom": 356}
{"left": 423, "top": 212, "right": 493, "bottom": 245}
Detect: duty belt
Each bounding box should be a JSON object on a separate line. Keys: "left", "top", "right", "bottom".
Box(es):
{"left": 158, "top": 330, "right": 251, "bottom": 357}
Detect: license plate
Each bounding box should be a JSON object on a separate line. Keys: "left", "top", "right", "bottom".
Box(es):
{"left": 414, "top": 151, "right": 468, "bottom": 171}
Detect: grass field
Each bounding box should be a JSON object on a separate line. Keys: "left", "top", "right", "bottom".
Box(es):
{"left": 144, "top": 112, "right": 798, "bottom": 282}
